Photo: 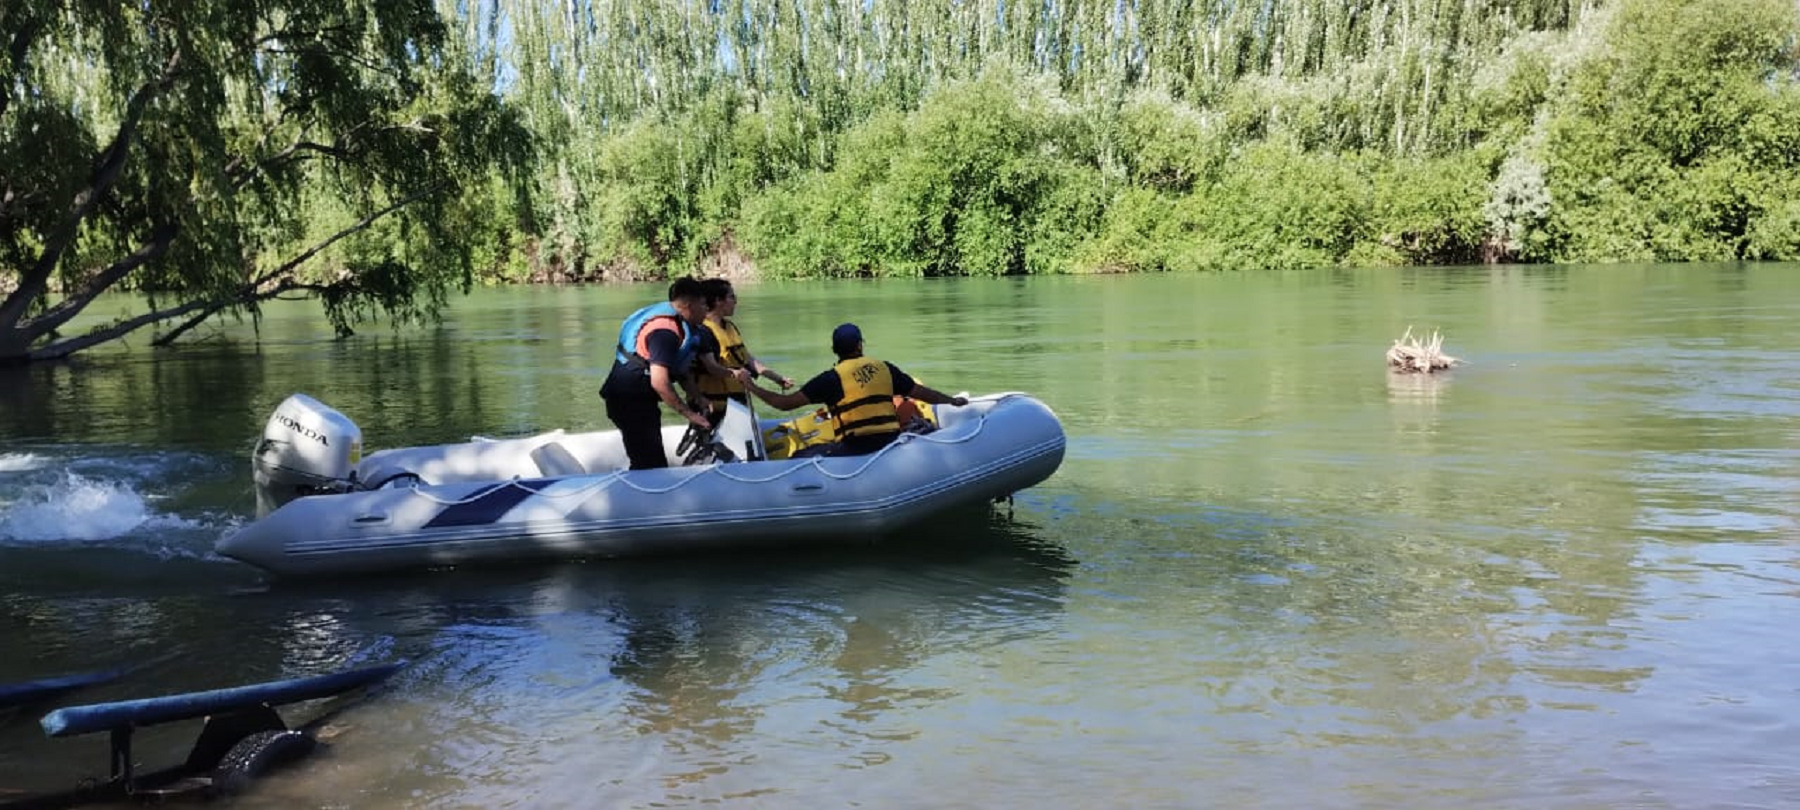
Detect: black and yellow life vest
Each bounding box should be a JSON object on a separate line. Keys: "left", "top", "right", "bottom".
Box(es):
{"left": 698, "top": 318, "right": 749, "bottom": 407}
{"left": 828, "top": 357, "right": 900, "bottom": 439}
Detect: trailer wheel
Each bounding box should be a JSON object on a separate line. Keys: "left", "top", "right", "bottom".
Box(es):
{"left": 212, "top": 729, "right": 316, "bottom": 795}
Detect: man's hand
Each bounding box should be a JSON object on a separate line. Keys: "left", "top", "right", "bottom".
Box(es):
{"left": 949, "top": 396, "right": 969, "bottom": 407}
{"left": 682, "top": 408, "right": 711, "bottom": 430}
{"left": 730, "top": 368, "right": 753, "bottom": 385}
{"left": 773, "top": 373, "right": 795, "bottom": 390}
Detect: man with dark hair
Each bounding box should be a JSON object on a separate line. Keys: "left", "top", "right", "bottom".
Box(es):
{"left": 692, "top": 278, "right": 794, "bottom": 422}
{"left": 742, "top": 323, "right": 968, "bottom": 456}
{"left": 599, "top": 278, "right": 713, "bottom": 469}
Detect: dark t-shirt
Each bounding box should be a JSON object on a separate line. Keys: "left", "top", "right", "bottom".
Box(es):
{"left": 601, "top": 324, "right": 687, "bottom": 402}
{"left": 690, "top": 325, "right": 720, "bottom": 368}
{"left": 799, "top": 361, "right": 916, "bottom": 406}
{"left": 642, "top": 327, "right": 684, "bottom": 369}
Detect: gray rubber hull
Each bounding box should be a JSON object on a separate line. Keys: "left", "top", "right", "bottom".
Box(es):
{"left": 217, "top": 394, "right": 1065, "bottom": 577}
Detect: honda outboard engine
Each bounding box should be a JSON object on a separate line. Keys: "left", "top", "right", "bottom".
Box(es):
{"left": 253, "top": 394, "right": 363, "bottom": 516}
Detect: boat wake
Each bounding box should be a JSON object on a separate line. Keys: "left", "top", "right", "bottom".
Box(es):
{"left": 0, "top": 451, "right": 49, "bottom": 473}
{"left": 0, "top": 453, "right": 237, "bottom": 560}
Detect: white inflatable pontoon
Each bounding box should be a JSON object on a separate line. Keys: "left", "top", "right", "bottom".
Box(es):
{"left": 217, "top": 392, "right": 1066, "bottom": 577}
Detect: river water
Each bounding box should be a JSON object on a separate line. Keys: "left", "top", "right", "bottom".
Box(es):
{"left": 1, "top": 265, "right": 1797, "bottom": 808}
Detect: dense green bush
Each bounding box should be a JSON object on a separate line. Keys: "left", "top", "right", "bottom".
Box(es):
{"left": 1189, "top": 142, "right": 1373, "bottom": 272}
{"left": 436, "top": 0, "right": 1800, "bottom": 284}
{"left": 1543, "top": 0, "right": 1800, "bottom": 262}
{"left": 1358, "top": 150, "right": 1496, "bottom": 266}
{"left": 742, "top": 69, "right": 1062, "bottom": 277}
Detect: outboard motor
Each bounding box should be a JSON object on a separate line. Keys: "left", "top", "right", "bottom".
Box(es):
{"left": 252, "top": 394, "right": 363, "bottom": 516}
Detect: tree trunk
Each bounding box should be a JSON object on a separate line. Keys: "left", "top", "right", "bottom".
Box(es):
{"left": 0, "top": 53, "right": 177, "bottom": 341}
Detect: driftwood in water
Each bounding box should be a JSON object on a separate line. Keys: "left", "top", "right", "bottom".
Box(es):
{"left": 1386, "top": 326, "right": 1458, "bottom": 374}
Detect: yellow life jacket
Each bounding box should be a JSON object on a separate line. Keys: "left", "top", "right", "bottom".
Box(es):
{"left": 698, "top": 318, "right": 749, "bottom": 404}
{"left": 829, "top": 357, "right": 899, "bottom": 439}
{"left": 761, "top": 392, "right": 938, "bottom": 461}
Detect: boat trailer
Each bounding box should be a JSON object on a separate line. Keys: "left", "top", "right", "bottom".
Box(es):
{"left": 1, "top": 661, "right": 404, "bottom": 808}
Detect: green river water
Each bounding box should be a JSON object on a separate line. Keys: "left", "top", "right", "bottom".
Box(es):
{"left": 1, "top": 264, "right": 1797, "bottom": 808}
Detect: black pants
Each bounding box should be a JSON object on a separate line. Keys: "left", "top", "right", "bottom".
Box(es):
{"left": 605, "top": 396, "right": 669, "bottom": 470}
{"left": 705, "top": 391, "right": 749, "bottom": 424}
{"left": 831, "top": 431, "right": 899, "bottom": 456}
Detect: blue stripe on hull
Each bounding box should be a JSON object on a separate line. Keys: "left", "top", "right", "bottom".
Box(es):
{"left": 422, "top": 480, "right": 551, "bottom": 528}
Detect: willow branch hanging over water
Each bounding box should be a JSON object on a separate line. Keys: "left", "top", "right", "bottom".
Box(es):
{"left": 1, "top": 0, "right": 534, "bottom": 366}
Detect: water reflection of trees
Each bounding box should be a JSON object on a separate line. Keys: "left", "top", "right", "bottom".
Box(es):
{"left": 141, "top": 511, "right": 1076, "bottom": 806}
{"left": 602, "top": 512, "right": 1075, "bottom": 771}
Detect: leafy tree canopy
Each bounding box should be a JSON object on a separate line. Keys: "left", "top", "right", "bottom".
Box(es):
{"left": 0, "top": 0, "right": 530, "bottom": 365}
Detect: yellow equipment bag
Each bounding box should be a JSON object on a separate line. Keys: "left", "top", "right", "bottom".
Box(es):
{"left": 761, "top": 397, "right": 938, "bottom": 460}
{"left": 761, "top": 408, "right": 837, "bottom": 460}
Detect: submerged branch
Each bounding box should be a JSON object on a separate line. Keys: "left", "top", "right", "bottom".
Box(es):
{"left": 24, "top": 295, "right": 214, "bottom": 362}
{"left": 1386, "top": 326, "right": 1459, "bottom": 374}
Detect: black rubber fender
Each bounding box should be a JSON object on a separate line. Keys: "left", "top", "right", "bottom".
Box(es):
{"left": 212, "top": 729, "right": 316, "bottom": 796}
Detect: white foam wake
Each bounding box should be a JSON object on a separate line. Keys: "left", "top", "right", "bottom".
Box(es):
{"left": 0, "top": 469, "right": 202, "bottom": 544}
{"left": 0, "top": 452, "right": 47, "bottom": 473}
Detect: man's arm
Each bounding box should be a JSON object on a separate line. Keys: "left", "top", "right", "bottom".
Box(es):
{"left": 643, "top": 328, "right": 710, "bottom": 428}
{"left": 649, "top": 363, "right": 712, "bottom": 428}
{"left": 906, "top": 383, "right": 968, "bottom": 408}
{"left": 698, "top": 351, "right": 751, "bottom": 385}
{"left": 679, "top": 369, "right": 711, "bottom": 412}
{"left": 891, "top": 363, "right": 968, "bottom": 407}
{"left": 743, "top": 377, "right": 812, "bottom": 411}
{"left": 743, "top": 352, "right": 793, "bottom": 389}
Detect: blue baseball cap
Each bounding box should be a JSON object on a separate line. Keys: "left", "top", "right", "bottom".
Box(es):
{"left": 831, "top": 323, "right": 863, "bottom": 353}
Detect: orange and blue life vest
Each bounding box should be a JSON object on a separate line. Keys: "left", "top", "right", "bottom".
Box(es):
{"left": 614, "top": 302, "right": 699, "bottom": 371}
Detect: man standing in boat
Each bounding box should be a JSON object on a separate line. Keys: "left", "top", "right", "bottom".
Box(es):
{"left": 741, "top": 323, "right": 969, "bottom": 456}
{"left": 693, "top": 278, "right": 795, "bottom": 423}
{"left": 600, "top": 277, "right": 715, "bottom": 469}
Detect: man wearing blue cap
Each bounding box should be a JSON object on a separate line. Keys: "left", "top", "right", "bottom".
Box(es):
{"left": 742, "top": 323, "right": 969, "bottom": 456}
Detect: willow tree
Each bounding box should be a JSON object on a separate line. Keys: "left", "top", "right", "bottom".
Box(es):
{"left": 0, "top": 0, "right": 530, "bottom": 366}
